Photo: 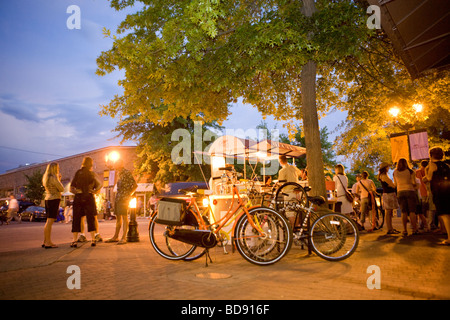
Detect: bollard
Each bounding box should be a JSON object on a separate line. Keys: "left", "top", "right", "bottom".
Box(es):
{"left": 127, "top": 198, "right": 140, "bottom": 242}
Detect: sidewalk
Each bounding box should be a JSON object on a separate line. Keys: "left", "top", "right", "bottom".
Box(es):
{"left": 0, "top": 217, "right": 449, "bottom": 300}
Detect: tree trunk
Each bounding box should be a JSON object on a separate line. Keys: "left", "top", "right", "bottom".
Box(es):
{"left": 301, "top": 0, "right": 326, "bottom": 198}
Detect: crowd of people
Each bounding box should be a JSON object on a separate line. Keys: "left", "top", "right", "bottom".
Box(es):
{"left": 40, "top": 156, "right": 137, "bottom": 249}
{"left": 338, "top": 147, "right": 449, "bottom": 245}
{"left": 3, "top": 146, "right": 448, "bottom": 248}
{"left": 278, "top": 147, "right": 449, "bottom": 245}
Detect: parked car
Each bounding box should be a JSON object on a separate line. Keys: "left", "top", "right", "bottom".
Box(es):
{"left": 18, "top": 201, "right": 35, "bottom": 213}
{"left": 20, "top": 206, "right": 46, "bottom": 222}
{"left": 158, "top": 182, "right": 209, "bottom": 198}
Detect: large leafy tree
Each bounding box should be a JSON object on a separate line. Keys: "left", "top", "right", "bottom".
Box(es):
{"left": 114, "top": 109, "right": 220, "bottom": 187}
{"left": 328, "top": 32, "right": 450, "bottom": 168}
{"left": 97, "top": 0, "right": 372, "bottom": 197}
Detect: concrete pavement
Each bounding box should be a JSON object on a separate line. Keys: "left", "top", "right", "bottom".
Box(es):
{"left": 0, "top": 217, "right": 449, "bottom": 302}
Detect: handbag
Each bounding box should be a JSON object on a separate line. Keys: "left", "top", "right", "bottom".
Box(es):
{"left": 337, "top": 175, "right": 354, "bottom": 203}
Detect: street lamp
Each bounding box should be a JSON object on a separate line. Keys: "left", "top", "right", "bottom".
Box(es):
{"left": 127, "top": 197, "right": 140, "bottom": 242}
{"left": 388, "top": 103, "right": 426, "bottom": 163}
{"left": 388, "top": 107, "right": 400, "bottom": 118}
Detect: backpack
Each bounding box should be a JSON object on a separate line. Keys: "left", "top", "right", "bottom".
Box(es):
{"left": 431, "top": 161, "right": 450, "bottom": 194}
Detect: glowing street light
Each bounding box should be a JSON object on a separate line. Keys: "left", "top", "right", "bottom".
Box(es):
{"left": 105, "top": 151, "right": 120, "bottom": 164}
{"left": 389, "top": 107, "right": 400, "bottom": 118}
{"left": 413, "top": 103, "right": 423, "bottom": 113}
{"left": 127, "top": 197, "right": 139, "bottom": 242}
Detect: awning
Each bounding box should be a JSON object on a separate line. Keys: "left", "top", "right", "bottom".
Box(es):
{"left": 368, "top": 0, "right": 450, "bottom": 79}
{"left": 206, "top": 135, "right": 306, "bottom": 160}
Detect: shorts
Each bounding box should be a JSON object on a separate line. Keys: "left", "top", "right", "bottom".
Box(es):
{"left": 397, "top": 190, "right": 418, "bottom": 215}
{"left": 382, "top": 192, "right": 399, "bottom": 211}
{"left": 433, "top": 191, "right": 450, "bottom": 217}
{"left": 45, "top": 199, "right": 61, "bottom": 220}
{"left": 72, "top": 193, "right": 97, "bottom": 233}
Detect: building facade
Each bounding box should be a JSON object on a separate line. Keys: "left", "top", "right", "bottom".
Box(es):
{"left": 0, "top": 146, "right": 138, "bottom": 200}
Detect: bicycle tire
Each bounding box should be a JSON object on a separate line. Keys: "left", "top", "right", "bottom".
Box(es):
{"left": 234, "top": 207, "right": 292, "bottom": 265}
{"left": 149, "top": 212, "right": 197, "bottom": 261}
{"left": 274, "top": 182, "right": 309, "bottom": 215}
{"left": 310, "top": 212, "right": 359, "bottom": 261}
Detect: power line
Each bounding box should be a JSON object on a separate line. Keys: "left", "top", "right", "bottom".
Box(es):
{"left": 0, "top": 145, "right": 64, "bottom": 158}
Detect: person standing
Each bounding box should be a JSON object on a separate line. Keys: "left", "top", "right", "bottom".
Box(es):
{"left": 42, "top": 162, "right": 64, "bottom": 248}
{"left": 6, "top": 194, "right": 20, "bottom": 224}
{"left": 70, "top": 157, "right": 102, "bottom": 247}
{"left": 425, "top": 147, "right": 450, "bottom": 245}
{"left": 393, "top": 158, "right": 419, "bottom": 236}
{"left": 355, "top": 171, "right": 376, "bottom": 231}
{"left": 378, "top": 162, "right": 400, "bottom": 235}
{"left": 277, "top": 155, "right": 301, "bottom": 226}
{"left": 106, "top": 159, "right": 137, "bottom": 245}
{"left": 333, "top": 164, "right": 353, "bottom": 215}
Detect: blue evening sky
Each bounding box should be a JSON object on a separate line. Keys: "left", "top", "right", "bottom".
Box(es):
{"left": 0, "top": 0, "right": 345, "bottom": 174}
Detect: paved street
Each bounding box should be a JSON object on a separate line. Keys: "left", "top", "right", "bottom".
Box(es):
{"left": 0, "top": 216, "right": 449, "bottom": 303}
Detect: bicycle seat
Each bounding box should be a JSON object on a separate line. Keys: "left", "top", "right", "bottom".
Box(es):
{"left": 308, "top": 196, "right": 326, "bottom": 205}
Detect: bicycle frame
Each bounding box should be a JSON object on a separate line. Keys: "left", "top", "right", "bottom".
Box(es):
{"left": 149, "top": 184, "right": 268, "bottom": 244}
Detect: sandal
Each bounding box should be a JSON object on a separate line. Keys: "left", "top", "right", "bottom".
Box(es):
{"left": 70, "top": 242, "right": 78, "bottom": 248}
{"left": 91, "top": 240, "right": 96, "bottom": 247}
{"left": 438, "top": 240, "right": 450, "bottom": 246}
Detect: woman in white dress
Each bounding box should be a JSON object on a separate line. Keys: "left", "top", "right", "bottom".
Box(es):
{"left": 333, "top": 164, "right": 353, "bottom": 215}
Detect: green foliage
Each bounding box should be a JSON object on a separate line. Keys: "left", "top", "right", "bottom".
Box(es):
{"left": 114, "top": 108, "right": 220, "bottom": 186}
{"left": 328, "top": 32, "right": 450, "bottom": 168}
{"left": 24, "top": 171, "right": 44, "bottom": 205}
{"left": 97, "top": 0, "right": 371, "bottom": 126}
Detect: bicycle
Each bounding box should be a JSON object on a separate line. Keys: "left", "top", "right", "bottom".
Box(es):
{"left": 272, "top": 182, "right": 359, "bottom": 261}
{"left": 351, "top": 191, "right": 385, "bottom": 231}
{"left": 148, "top": 168, "right": 293, "bottom": 266}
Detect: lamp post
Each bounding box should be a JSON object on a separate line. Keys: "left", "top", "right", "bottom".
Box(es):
{"left": 127, "top": 197, "right": 140, "bottom": 242}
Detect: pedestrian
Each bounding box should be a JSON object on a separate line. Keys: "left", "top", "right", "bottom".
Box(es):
{"left": 393, "top": 158, "right": 419, "bottom": 236}
{"left": 424, "top": 147, "right": 450, "bottom": 245}
{"left": 70, "top": 157, "right": 102, "bottom": 247}
{"left": 64, "top": 202, "right": 73, "bottom": 223}
{"left": 416, "top": 161, "right": 430, "bottom": 231}
{"left": 42, "top": 162, "right": 64, "bottom": 248}
{"left": 6, "top": 194, "right": 20, "bottom": 224}
{"left": 354, "top": 171, "right": 376, "bottom": 231}
{"left": 332, "top": 164, "right": 353, "bottom": 215}
{"left": 277, "top": 155, "right": 302, "bottom": 226}
{"left": 106, "top": 159, "right": 137, "bottom": 245}
{"left": 377, "top": 162, "right": 400, "bottom": 235}
{"left": 351, "top": 174, "right": 362, "bottom": 200}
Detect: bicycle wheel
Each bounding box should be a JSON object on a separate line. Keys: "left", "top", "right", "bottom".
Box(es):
{"left": 274, "top": 182, "right": 309, "bottom": 216}
{"left": 234, "top": 207, "right": 292, "bottom": 265}
{"left": 149, "top": 212, "right": 197, "bottom": 261}
{"left": 310, "top": 212, "right": 359, "bottom": 261}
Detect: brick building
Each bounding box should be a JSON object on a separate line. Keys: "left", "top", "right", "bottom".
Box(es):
{"left": 0, "top": 146, "right": 140, "bottom": 203}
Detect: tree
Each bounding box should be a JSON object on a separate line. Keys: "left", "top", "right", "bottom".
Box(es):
{"left": 328, "top": 31, "right": 450, "bottom": 168}
{"left": 97, "top": 0, "right": 372, "bottom": 197}
{"left": 113, "top": 109, "right": 221, "bottom": 187}
{"left": 24, "top": 171, "right": 44, "bottom": 205}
